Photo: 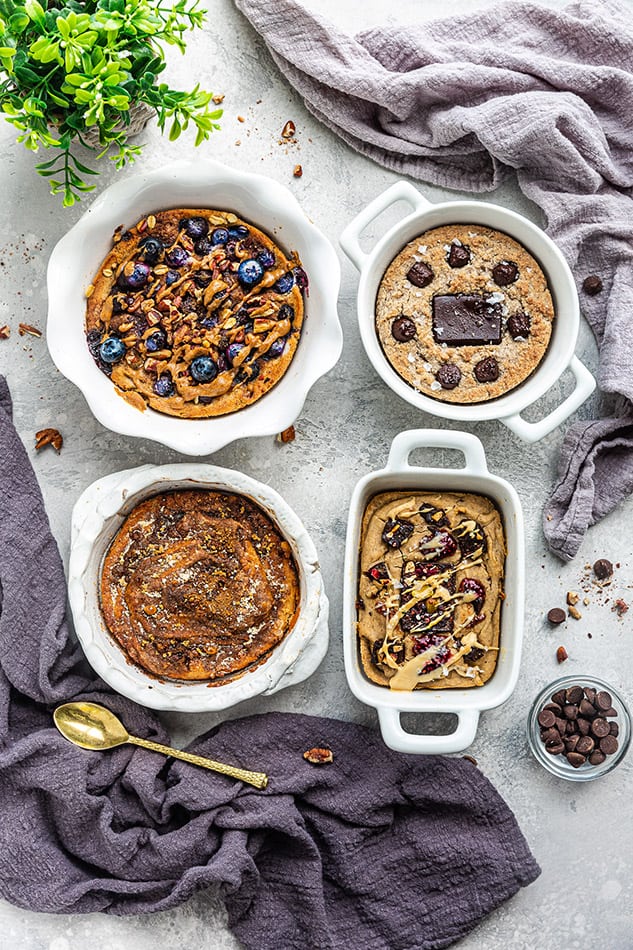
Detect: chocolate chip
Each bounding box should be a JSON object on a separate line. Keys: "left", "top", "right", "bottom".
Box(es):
{"left": 589, "top": 750, "right": 606, "bottom": 765}
{"left": 547, "top": 608, "right": 566, "bottom": 625}
{"left": 406, "top": 261, "right": 434, "bottom": 288}
{"left": 591, "top": 717, "right": 610, "bottom": 738}
{"left": 544, "top": 703, "right": 562, "bottom": 715}
{"left": 474, "top": 357, "right": 499, "bottom": 383}
{"left": 604, "top": 707, "right": 618, "bottom": 718}
{"left": 584, "top": 687, "right": 596, "bottom": 704}
{"left": 595, "top": 690, "right": 612, "bottom": 711}
{"left": 563, "top": 704, "right": 579, "bottom": 720}
{"left": 593, "top": 558, "right": 613, "bottom": 580}
{"left": 566, "top": 752, "right": 586, "bottom": 768}
{"left": 381, "top": 518, "right": 414, "bottom": 548}
{"left": 565, "top": 734, "right": 580, "bottom": 752}
{"left": 432, "top": 294, "right": 502, "bottom": 346}
{"left": 579, "top": 699, "right": 596, "bottom": 718}
{"left": 555, "top": 718, "right": 567, "bottom": 735}
{"left": 506, "top": 312, "right": 531, "bottom": 339}
{"left": 552, "top": 689, "right": 568, "bottom": 706}
{"left": 577, "top": 719, "right": 590, "bottom": 736}
{"left": 492, "top": 260, "right": 519, "bottom": 286}
{"left": 435, "top": 363, "right": 462, "bottom": 390}
{"left": 391, "top": 316, "right": 417, "bottom": 342}
{"left": 565, "top": 686, "right": 584, "bottom": 705}
{"left": 609, "top": 722, "right": 619, "bottom": 737}
{"left": 546, "top": 740, "right": 565, "bottom": 755}
{"left": 582, "top": 275, "right": 603, "bottom": 295}
{"left": 538, "top": 709, "right": 556, "bottom": 728}
{"left": 447, "top": 243, "right": 471, "bottom": 268}
{"left": 542, "top": 727, "right": 562, "bottom": 743}
{"left": 576, "top": 736, "right": 595, "bottom": 755}
{"left": 599, "top": 734, "right": 619, "bottom": 755}
{"left": 566, "top": 720, "right": 577, "bottom": 734}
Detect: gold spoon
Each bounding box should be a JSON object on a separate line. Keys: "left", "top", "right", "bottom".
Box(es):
{"left": 53, "top": 701, "right": 268, "bottom": 790}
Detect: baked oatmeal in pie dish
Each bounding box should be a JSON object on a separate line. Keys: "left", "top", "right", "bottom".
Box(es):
{"left": 85, "top": 209, "right": 306, "bottom": 417}
{"left": 375, "top": 224, "right": 555, "bottom": 404}
{"left": 100, "top": 489, "right": 301, "bottom": 683}
{"left": 357, "top": 491, "right": 506, "bottom": 691}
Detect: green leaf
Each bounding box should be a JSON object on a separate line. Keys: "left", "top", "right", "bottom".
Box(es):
{"left": 8, "top": 11, "right": 29, "bottom": 32}
{"left": 24, "top": 0, "right": 45, "bottom": 26}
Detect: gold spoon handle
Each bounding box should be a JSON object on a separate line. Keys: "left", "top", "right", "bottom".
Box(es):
{"left": 127, "top": 735, "right": 268, "bottom": 789}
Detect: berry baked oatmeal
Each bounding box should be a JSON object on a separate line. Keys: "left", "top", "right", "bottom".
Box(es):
{"left": 100, "top": 489, "right": 300, "bottom": 682}
{"left": 357, "top": 491, "right": 505, "bottom": 690}
{"left": 375, "top": 224, "right": 554, "bottom": 403}
{"left": 85, "top": 209, "right": 307, "bottom": 417}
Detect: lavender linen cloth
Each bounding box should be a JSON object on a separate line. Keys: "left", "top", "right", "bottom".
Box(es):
{"left": 233, "top": 0, "right": 633, "bottom": 560}
{"left": 0, "top": 376, "right": 538, "bottom": 947}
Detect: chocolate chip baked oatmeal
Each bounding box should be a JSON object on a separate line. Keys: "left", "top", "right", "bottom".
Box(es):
{"left": 375, "top": 225, "right": 554, "bottom": 403}
{"left": 86, "top": 209, "right": 307, "bottom": 417}
{"left": 357, "top": 491, "right": 505, "bottom": 690}
{"left": 100, "top": 489, "right": 300, "bottom": 682}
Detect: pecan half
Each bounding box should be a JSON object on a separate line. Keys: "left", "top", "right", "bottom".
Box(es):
{"left": 276, "top": 425, "right": 296, "bottom": 444}
{"left": 35, "top": 428, "right": 63, "bottom": 453}
{"left": 0, "top": 325, "right": 9, "bottom": 339}
{"left": 556, "top": 645, "right": 568, "bottom": 663}
{"left": 293, "top": 164, "right": 303, "bottom": 178}
{"left": 303, "top": 747, "right": 334, "bottom": 765}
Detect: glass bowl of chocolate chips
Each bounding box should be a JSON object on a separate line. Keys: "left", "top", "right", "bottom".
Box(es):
{"left": 527, "top": 676, "right": 630, "bottom": 781}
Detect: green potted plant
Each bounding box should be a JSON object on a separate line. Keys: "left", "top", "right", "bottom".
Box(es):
{"left": 0, "top": 0, "right": 222, "bottom": 205}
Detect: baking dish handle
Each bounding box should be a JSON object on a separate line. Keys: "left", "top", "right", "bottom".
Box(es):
{"left": 386, "top": 428, "right": 489, "bottom": 477}
{"left": 339, "top": 181, "right": 431, "bottom": 271}
{"left": 500, "top": 355, "right": 595, "bottom": 444}
{"left": 378, "top": 707, "right": 480, "bottom": 755}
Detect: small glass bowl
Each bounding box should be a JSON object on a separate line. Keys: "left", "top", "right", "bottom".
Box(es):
{"left": 527, "top": 675, "right": 631, "bottom": 782}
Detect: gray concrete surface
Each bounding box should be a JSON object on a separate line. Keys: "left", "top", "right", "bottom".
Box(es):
{"left": 1, "top": 0, "right": 631, "bottom": 947}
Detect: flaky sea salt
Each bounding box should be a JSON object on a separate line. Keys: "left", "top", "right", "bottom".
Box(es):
{"left": 407, "top": 352, "right": 416, "bottom": 363}
{"left": 487, "top": 292, "right": 504, "bottom": 303}
{"left": 430, "top": 380, "right": 442, "bottom": 391}
{"left": 417, "top": 244, "right": 427, "bottom": 254}
{"left": 423, "top": 363, "right": 432, "bottom": 372}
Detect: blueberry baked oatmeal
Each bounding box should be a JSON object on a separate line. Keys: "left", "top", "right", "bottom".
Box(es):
{"left": 375, "top": 225, "right": 554, "bottom": 403}
{"left": 86, "top": 210, "right": 307, "bottom": 417}
{"left": 100, "top": 489, "right": 300, "bottom": 682}
{"left": 357, "top": 491, "right": 505, "bottom": 690}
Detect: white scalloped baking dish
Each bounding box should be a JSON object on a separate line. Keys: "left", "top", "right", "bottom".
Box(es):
{"left": 343, "top": 429, "right": 524, "bottom": 754}
{"left": 68, "top": 463, "right": 329, "bottom": 711}
{"left": 47, "top": 159, "right": 342, "bottom": 455}
{"left": 340, "top": 181, "right": 595, "bottom": 443}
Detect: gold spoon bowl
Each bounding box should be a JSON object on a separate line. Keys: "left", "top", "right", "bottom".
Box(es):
{"left": 54, "top": 701, "right": 268, "bottom": 790}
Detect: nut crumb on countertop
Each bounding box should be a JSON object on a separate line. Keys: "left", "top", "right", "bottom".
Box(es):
{"left": 35, "top": 428, "right": 63, "bottom": 453}
{"left": 281, "top": 120, "right": 296, "bottom": 139}
{"left": 613, "top": 599, "right": 629, "bottom": 616}
{"left": 0, "top": 325, "right": 9, "bottom": 339}
{"left": 566, "top": 591, "right": 580, "bottom": 606}
{"left": 277, "top": 425, "right": 295, "bottom": 444}
{"left": 293, "top": 164, "right": 303, "bottom": 178}
{"left": 18, "top": 323, "right": 42, "bottom": 337}
{"left": 568, "top": 605, "right": 582, "bottom": 620}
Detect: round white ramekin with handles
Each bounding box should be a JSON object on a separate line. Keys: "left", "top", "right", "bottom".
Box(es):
{"left": 340, "top": 181, "right": 595, "bottom": 443}
{"left": 343, "top": 428, "right": 524, "bottom": 754}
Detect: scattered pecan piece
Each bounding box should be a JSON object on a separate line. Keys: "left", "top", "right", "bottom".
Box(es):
{"left": 566, "top": 591, "right": 580, "bottom": 606}
{"left": 462, "top": 755, "right": 478, "bottom": 767}
{"left": 567, "top": 605, "right": 582, "bottom": 620}
{"left": 277, "top": 425, "right": 296, "bottom": 444}
{"left": 18, "top": 323, "right": 42, "bottom": 338}
{"left": 212, "top": 93, "right": 225, "bottom": 104}
{"left": 293, "top": 164, "right": 303, "bottom": 178}
{"left": 281, "top": 120, "right": 296, "bottom": 139}
{"left": 303, "top": 747, "right": 334, "bottom": 765}
{"left": 556, "top": 645, "right": 569, "bottom": 663}
{"left": 0, "top": 325, "right": 9, "bottom": 339}
{"left": 612, "top": 598, "right": 629, "bottom": 617}
{"left": 35, "top": 428, "right": 63, "bottom": 453}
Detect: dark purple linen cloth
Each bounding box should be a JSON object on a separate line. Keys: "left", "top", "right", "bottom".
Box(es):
{"left": 0, "top": 374, "right": 539, "bottom": 947}
{"left": 233, "top": 0, "right": 633, "bottom": 560}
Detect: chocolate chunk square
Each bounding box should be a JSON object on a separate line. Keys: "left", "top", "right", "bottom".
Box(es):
{"left": 432, "top": 294, "right": 502, "bottom": 346}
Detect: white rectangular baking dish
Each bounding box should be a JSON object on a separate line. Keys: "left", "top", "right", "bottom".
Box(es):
{"left": 343, "top": 428, "right": 525, "bottom": 754}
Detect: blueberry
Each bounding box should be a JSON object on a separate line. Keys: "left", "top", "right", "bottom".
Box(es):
{"left": 153, "top": 373, "right": 175, "bottom": 397}
{"left": 138, "top": 236, "right": 163, "bottom": 264}
{"left": 99, "top": 336, "right": 126, "bottom": 364}
{"left": 228, "top": 225, "right": 249, "bottom": 240}
{"left": 145, "top": 329, "right": 167, "bottom": 352}
{"left": 165, "top": 246, "right": 190, "bottom": 268}
{"left": 257, "top": 248, "right": 275, "bottom": 269}
{"left": 265, "top": 337, "right": 287, "bottom": 359}
{"left": 279, "top": 303, "right": 295, "bottom": 323}
{"left": 211, "top": 227, "right": 229, "bottom": 245}
{"left": 117, "top": 261, "right": 150, "bottom": 290}
{"left": 198, "top": 314, "right": 219, "bottom": 329}
{"left": 275, "top": 272, "right": 295, "bottom": 294}
{"left": 293, "top": 266, "right": 308, "bottom": 292}
{"left": 180, "top": 216, "right": 208, "bottom": 240}
{"left": 238, "top": 258, "right": 264, "bottom": 287}
{"left": 225, "top": 342, "right": 245, "bottom": 365}
{"left": 190, "top": 356, "right": 218, "bottom": 383}
{"left": 165, "top": 270, "right": 179, "bottom": 286}
{"left": 195, "top": 237, "right": 215, "bottom": 256}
